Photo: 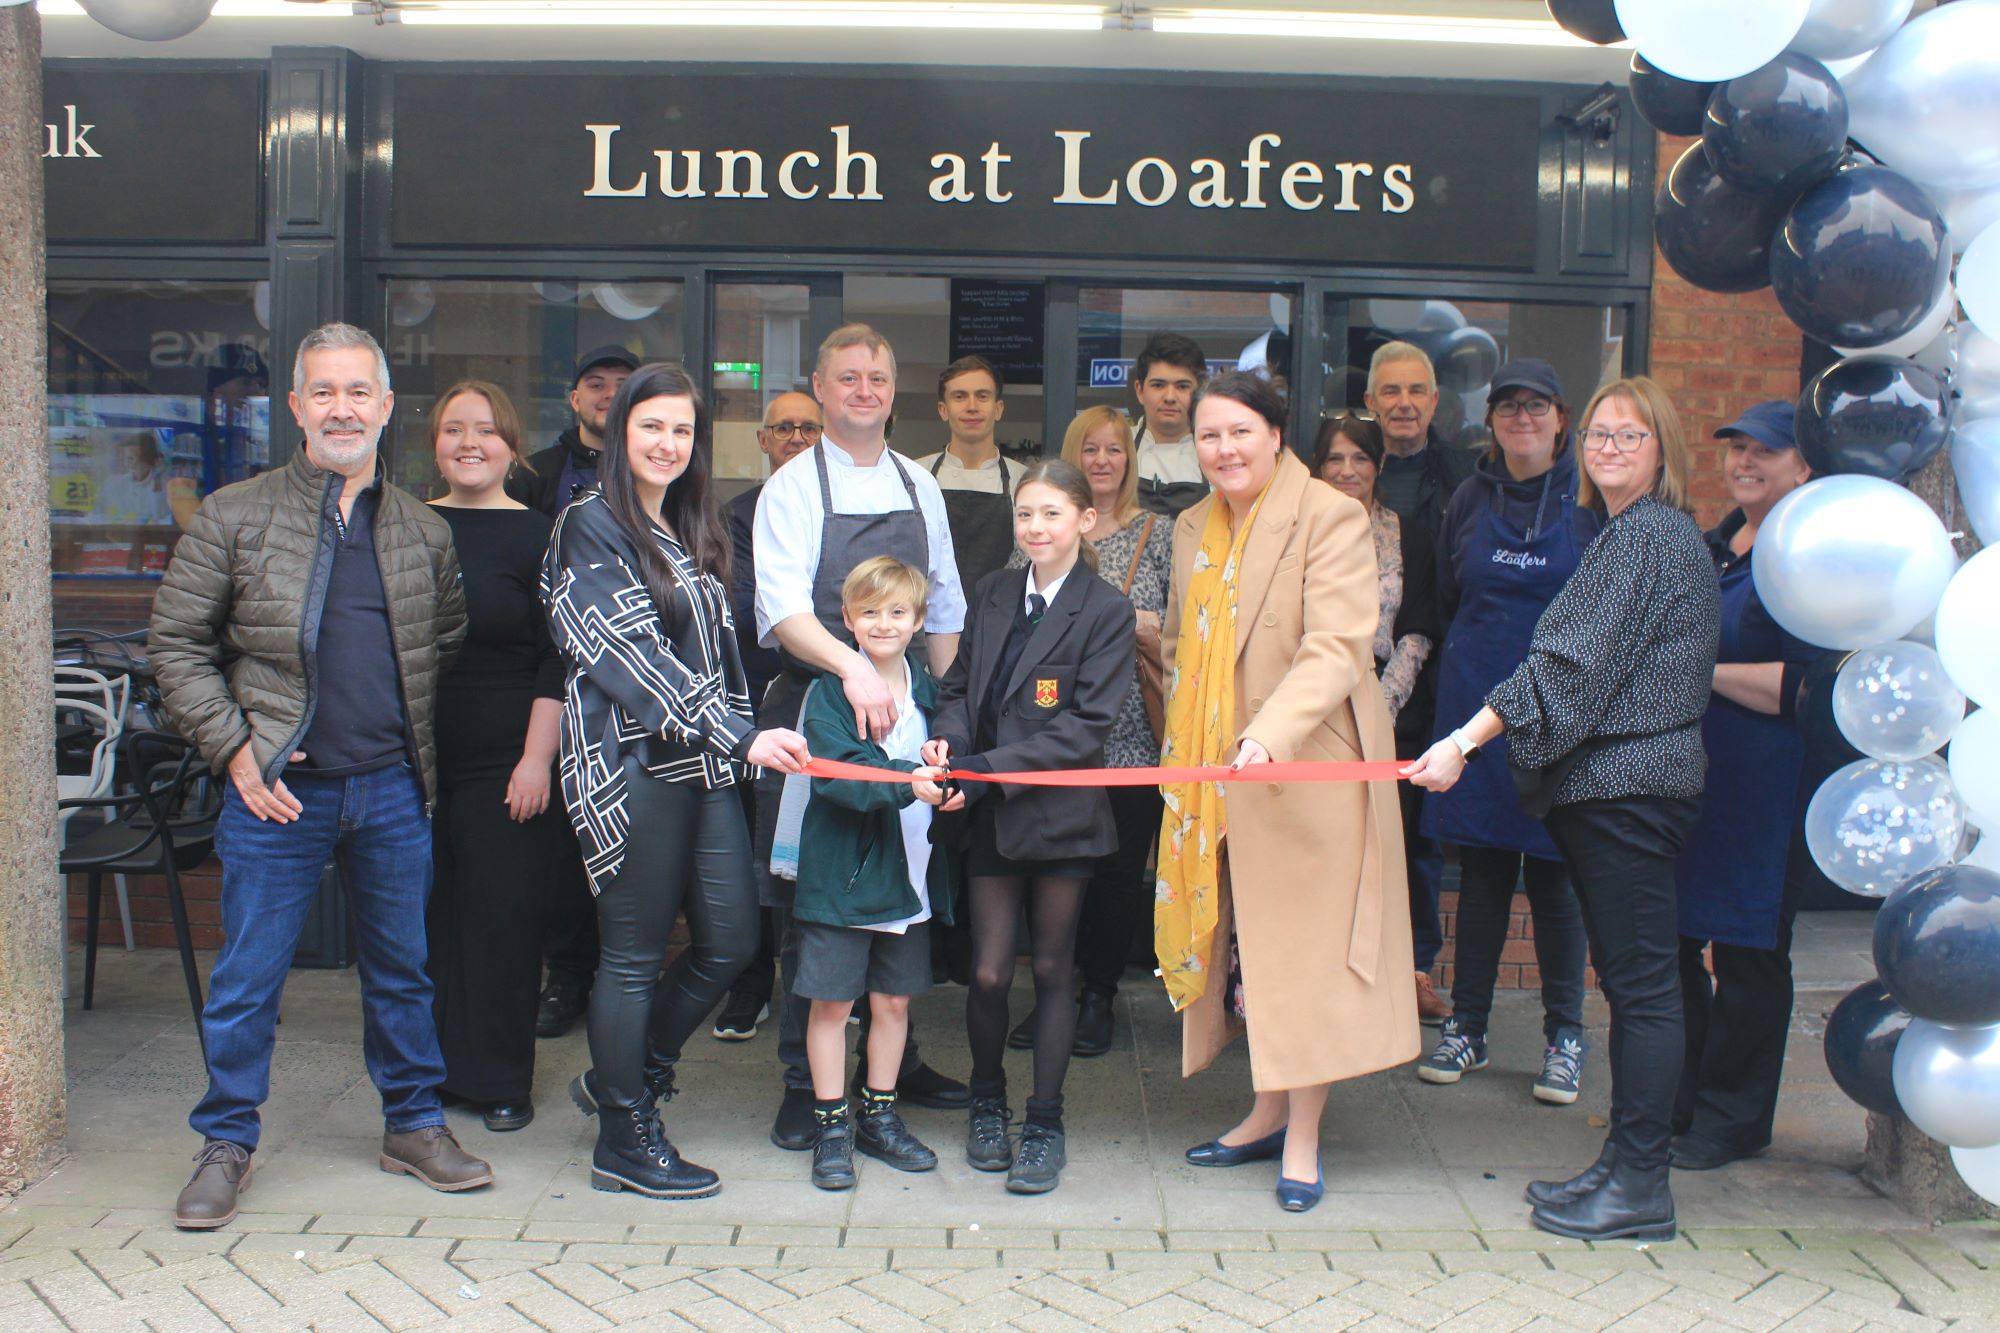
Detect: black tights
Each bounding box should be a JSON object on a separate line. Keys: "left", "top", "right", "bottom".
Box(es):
{"left": 965, "top": 873, "right": 1087, "bottom": 1125}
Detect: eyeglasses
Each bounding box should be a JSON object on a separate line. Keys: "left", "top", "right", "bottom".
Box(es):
{"left": 764, "top": 420, "right": 823, "bottom": 441}
{"left": 1320, "top": 408, "right": 1377, "bottom": 422}
{"left": 1492, "top": 398, "right": 1553, "bottom": 419}
{"left": 1581, "top": 427, "right": 1654, "bottom": 454}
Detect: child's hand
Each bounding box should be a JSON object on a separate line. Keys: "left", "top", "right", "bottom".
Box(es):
{"left": 912, "top": 766, "right": 948, "bottom": 806}
{"left": 921, "top": 738, "right": 951, "bottom": 767}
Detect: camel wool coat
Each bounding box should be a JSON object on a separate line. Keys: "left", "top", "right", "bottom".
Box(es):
{"left": 1163, "top": 450, "right": 1421, "bottom": 1091}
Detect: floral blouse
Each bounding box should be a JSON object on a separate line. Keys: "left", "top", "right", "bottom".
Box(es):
{"left": 1369, "top": 503, "right": 1435, "bottom": 724}
{"left": 1007, "top": 511, "right": 1170, "bottom": 767}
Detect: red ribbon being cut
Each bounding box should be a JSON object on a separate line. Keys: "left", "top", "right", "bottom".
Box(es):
{"left": 801, "top": 757, "right": 1408, "bottom": 787}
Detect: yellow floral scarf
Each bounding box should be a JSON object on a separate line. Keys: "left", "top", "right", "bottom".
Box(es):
{"left": 1155, "top": 491, "right": 1265, "bottom": 1012}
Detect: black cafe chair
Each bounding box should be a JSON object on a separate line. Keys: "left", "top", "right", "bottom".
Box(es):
{"left": 60, "top": 729, "right": 220, "bottom": 1053}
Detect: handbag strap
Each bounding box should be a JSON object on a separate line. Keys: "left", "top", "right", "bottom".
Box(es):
{"left": 1122, "top": 513, "right": 1157, "bottom": 597}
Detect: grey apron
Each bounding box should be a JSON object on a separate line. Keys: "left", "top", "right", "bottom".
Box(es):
{"left": 930, "top": 452, "right": 1014, "bottom": 602}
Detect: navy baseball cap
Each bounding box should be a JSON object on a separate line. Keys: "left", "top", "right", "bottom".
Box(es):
{"left": 1714, "top": 400, "right": 1798, "bottom": 450}
{"left": 573, "top": 344, "right": 640, "bottom": 386}
{"left": 1488, "top": 358, "right": 1564, "bottom": 404}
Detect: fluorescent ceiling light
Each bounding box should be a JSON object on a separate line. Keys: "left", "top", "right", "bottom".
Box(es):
{"left": 1150, "top": 7, "right": 1616, "bottom": 47}
{"left": 392, "top": 1, "right": 1107, "bottom": 28}
{"left": 37, "top": 1, "right": 352, "bottom": 15}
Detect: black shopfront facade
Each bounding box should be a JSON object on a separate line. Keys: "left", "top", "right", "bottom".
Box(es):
{"left": 44, "top": 48, "right": 1656, "bottom": 632}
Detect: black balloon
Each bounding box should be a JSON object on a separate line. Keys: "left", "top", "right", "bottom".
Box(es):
{"left": 1823, "top": 979, "right": 1912, "bottom": 1116}
{"left": 1655, "top": 142, "right": 1790, "bottom": 294}
{"left": 1797, "top": 356, "right": 1950, "bottom": 481}
{"left": 1873, "top": 865, "right": 2000, "bottom": 1027}
{"left": 1547, "top": 0, "right": 1623, "bottom": 44}
{"left": 1771, "top": 167, "right": 1952, "bottom": 349}
{"left": 1703, "top": 53, "right": 1848, "bottom": 198}
{"left": 1630, "top": 55, "right": 1716, "bottom": 138}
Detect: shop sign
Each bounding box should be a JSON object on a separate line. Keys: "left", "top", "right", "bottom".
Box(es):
{"left": 388, "top": 68, "right": 1541, "bottom": 268}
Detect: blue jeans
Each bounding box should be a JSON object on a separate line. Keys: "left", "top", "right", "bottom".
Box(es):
{"left": 192, "top": 764, "right": 446, "bottom": 1151}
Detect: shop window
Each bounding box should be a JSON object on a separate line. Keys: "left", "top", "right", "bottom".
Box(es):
{"left": 1073, "top": 286, "right": 1295, "bottom": 439}
{"left": 380, "top": 279, "right": 683, "bottom": 496}
{"left": 1325, "top": 297, "right": 1629, "bottom": 450}
{"left": 47, "top": 280, "right": 271, "bottom": 634}
{"left": 711, "top": 281, "right": 813, "bottom": 502}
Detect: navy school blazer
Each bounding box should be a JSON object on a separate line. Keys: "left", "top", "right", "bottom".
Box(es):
{"left": 930, "top": 562, "right": 1137, "bottom": 863}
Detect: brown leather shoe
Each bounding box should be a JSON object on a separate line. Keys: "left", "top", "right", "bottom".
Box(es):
{"left": 1415, "top": 972, "right": 1451, "bottom": 1027}
{"left": 379, "top": 1125, "right": 495, "bottom": 1192}
{"left": 174, "top": 1140, "right": 252, "bottom": 1230}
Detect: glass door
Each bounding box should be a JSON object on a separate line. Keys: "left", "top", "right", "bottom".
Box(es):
{"left": 708, "top": 276, "right": 840, "bottom": 503}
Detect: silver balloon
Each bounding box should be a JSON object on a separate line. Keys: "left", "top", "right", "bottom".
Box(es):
{"left": 1846, "top": 1, "right": 2000, "bottom": 189}
{"left": 1936, "top": 549, "right": 2000, "bottom": 709}
{"left": 1949, "top": 326, "right": 2000, "bottom": 421}
{"left": 1950, "top": 707, "right": 2000, "bottom": 830}
{"left": 1893, "top": 1018, "right": 2000, "bottom": 1148}
{"left": 79, "top": 0, "right": 215, "bottom": 41}
{"left": 1953, "top": 418, "right": 2000, "bottom": 548}
{"left": 1615, "top": 0, "right": 1811, "bottom": 83}
{"left": 1791, "top": 0, "right": 1915, "bottom": 62}
{"left": 1806, "top": 757, "right": 1965, "bottom": 896}
{"left": 1832, "top": 640, "right": 1967, "bottom": 761}
{"left": 1752, "top": 475, "right": 1959, "bottom": 649}
{"left": 1961, "top": 224, "right": 2000, "bottom": 344}
{"left": 1928, "top": 183, "right": 2000, "bottom": 257}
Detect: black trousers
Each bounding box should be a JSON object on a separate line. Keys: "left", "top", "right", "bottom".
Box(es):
{"left": 544, "top": 852, "right": 601, "bottom": 992}
{"left": 1674, "top": 883, "right": 1800, "bottom": 1153}
{"left": 588, "top": 768, "right": 759, "bottom": 1109}
{"left": 1544, "top": 796, "right": 1700, "bottom": 1172}
{"left": 427, "top": 776, "right": 582, "bottom": 1103}
{"left": 1448, "top": 846, "right": 1587, "bottom": 1043}
{"left": 1076, "top": 784, "right": 1164, "bottom": 998}
{"left": 730, "top": 781, "right": 778, "bottom": 1006}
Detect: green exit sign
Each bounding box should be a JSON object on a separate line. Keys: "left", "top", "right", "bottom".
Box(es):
{"left": 712, "top": 361, "right": 761, "bottom": 389}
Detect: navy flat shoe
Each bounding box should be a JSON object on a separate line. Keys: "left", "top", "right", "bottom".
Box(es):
{"left": 1277, "top": 1158, "right": 1324, "bottom": 1213}
{"left": 1186, "top": 1129, "right": 1286, "bottom": 1168}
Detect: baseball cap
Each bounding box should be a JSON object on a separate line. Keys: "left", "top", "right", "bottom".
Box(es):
{"left": 573, "top": 344, "right": 640, "bottom": 387}
{"left": 1487, "top": 358, "right": 1565, "bottom": 404}
{"left": 1714, "top": 400, "right": 1798, "bottom": 450}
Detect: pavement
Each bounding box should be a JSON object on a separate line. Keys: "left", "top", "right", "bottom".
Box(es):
{"left": 9, "top": 909, "right": 2000, "bottom": 1330}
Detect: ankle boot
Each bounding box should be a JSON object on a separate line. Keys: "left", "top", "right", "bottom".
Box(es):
{"left": 590, "top": 1100, "right": 720, "bottom": 1200}
{"left": 1530, "top": 1159, "right": 1675, "bottom": 1242}
{"left": 1524, "top": 1140, "right": 1616, "bottom": 1208}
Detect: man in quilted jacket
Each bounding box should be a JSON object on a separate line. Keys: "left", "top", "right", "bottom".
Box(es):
{"left": 149, "top": 322, "right": 486, "bottom": 1229}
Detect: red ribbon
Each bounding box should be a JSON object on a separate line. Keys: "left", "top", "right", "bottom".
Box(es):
{"left": 802, "top": 757, "right": 1407, "bottom": 787}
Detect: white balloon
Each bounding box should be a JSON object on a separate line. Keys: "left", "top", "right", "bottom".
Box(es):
{"left": 1791, "top": 0, "right": 1916, "bottom": 61}
{"left": 1846, "top": 0, "right": 2000, "bottom": 189}
{"left": 1894, "top": 1019, "right": 2000, "bottom": 1148}
{"left": 1925, "top": 183, "right": 2000, "bottom": 256}
{"left": 1951, "top": 326, "right": 2000, "bottom": 422}
{"left": 1952, "top": 709, "right": 2000, "bottom": 829}
{"left": 1615, "top": 0, "right": 1811, "bottom": 82}
{"left": 78, "top": 0, "right": 214, "bottom": 41}
{"left": 1753, "top": 476, "right": 1959, "bottom": 649}
{"left": 1951, "top": 1142, "right": 2000, "bottom": 1206}
{"left": 1363, "top": 299, "right": 1426, "bottom": 332}
{"left": 1953, "top": 419, "right": 2000, "bottom": 547}
{"left": 1836, "top": 283, "right": 1957, "bottom": 360}
{"left": 1960, "top": 225, "right": 2000, "bottom": 343}
{"left": 1936, "top": 548, "right": 2000, "bottom": 708}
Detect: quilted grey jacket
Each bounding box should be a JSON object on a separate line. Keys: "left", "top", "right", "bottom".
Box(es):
{"left": 147, "top": 448, "right": 465, "bottom": 806}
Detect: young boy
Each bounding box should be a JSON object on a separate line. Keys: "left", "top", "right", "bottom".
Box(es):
{"left": 792, "top": 556, "right": 959, "bottom": 1191}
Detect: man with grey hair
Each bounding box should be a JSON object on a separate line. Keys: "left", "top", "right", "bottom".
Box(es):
{"left": 150, "top": 321, "right": 486, "bottom": 1230}
{"left": 1363, "top": 340, "right": 1474, "bottom": 535}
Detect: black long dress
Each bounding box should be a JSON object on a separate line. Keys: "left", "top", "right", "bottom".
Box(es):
{"left": 427, "top": 504, "right": 583, "bottom": 1105}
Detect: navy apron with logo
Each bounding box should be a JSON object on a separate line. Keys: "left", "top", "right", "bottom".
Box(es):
{"left": 753, "top": 444, "right": 930, "bottom": 902}
{"left": 1422, "top": 482, "right": 1582, "bottom": 859}
{"left": 931, "top": 453, "right": 1013, "bottom": 600}
{"left": 1673, "top": 548, "right": 1805, "bottom": 949}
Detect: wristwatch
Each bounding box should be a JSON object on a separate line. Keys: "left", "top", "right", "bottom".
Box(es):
{"left": 1448, "top": 727, "right": 1483, "bottom": 763}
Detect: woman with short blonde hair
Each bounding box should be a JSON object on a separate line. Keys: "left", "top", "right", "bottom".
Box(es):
{"left": 1061, "top": 406, "right": 1139, "bottom": 524}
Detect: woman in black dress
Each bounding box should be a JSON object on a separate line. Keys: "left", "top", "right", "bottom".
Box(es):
{"left": 425, "top": 379, "right": 582, "bottom": 1133}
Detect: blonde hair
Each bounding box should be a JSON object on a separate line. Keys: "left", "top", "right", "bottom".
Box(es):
{"left": 1367, "top": 340, "right": 1437, "bottom": 395}
{"left": 1061, "top": 406, "right": 1138, "bottom": 524}
{"left": 842, "top": 555, "right": 928, "bottom": 620}
{"left": 1575, "top": 376, "right": 1693, "bottom": 515}
{"left": 815, "top": 323, "right": 897, "bottom": 381}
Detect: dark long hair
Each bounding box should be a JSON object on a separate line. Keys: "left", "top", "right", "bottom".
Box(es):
{"left": 1013, "top": 457, "right": 1101, "bottom": 573}
{"left": 596, "top": 363, "right": 731, "bottom": 615}
{"left": 1310, "top": 412, "right": 1385, "bottom": 474}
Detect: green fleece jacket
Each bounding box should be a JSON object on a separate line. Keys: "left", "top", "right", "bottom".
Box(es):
{"left": 793, "top": 659, "right": 960, "bottom": 929}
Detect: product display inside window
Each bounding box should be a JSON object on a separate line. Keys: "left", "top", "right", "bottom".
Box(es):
{"left": 46, "top": 280, "right": 271, "bottom": 634}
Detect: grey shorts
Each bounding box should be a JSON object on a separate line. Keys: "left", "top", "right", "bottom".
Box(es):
{"left": 793, "top": 920, "right": 935, "bottom": 1002}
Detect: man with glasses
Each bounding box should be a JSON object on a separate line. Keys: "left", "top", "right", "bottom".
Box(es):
{"left": 713, "top": 391, "right": 824, "bottom": 1042}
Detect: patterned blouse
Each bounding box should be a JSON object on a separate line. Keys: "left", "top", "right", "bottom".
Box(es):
{"left": 1487, "top": 495, "right": 1721, "bottom": 808}
{"left": 1369, "top": 503, "right": 1435, "bottom": 724}
{"left": 542, "top": 493, "right": 754, "bottom": 895}
{"left": 1008, "top": 511, "right": 1170, "bottom": 768}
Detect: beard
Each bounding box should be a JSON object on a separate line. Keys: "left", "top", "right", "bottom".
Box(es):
{"left": 307, "top": 424, "right": 380, "bottom": 472}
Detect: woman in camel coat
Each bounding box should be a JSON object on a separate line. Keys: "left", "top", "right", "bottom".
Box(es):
{"left": 1156, "top": 372, "right": 1419, "bottom": 1213}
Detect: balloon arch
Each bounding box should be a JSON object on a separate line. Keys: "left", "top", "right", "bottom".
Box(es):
{"left": 1550, "top": 0, "right": 2000, "bottom": 1205}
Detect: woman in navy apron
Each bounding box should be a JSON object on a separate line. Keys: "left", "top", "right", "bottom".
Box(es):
{"left": 1419, "top": 361, "right": 1599, "bottom": 1103}
{"left": 1671, "top": 402, "right": 1822, "bottom": 1171}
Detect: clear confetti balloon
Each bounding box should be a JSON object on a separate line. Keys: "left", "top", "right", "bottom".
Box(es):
{"left": 1805, "top": 756, "right": 1966, "bottom": 897}
{"left": 1832, "top": 640, "right": 1968, "bottom": 761}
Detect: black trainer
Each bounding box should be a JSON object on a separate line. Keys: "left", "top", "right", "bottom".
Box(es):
{"left": 1072, "top": 993, "right": 1114, "bottom": 1058}
{"left": 812, "top": 1116, "right": 857, "bottom": 1190}
{"left": 771, "top": 1086, "right": 819, "bottom": 1151}
{"left": 535, "top": 976, "right": 589, "bottom": 1039}
{"left": 898, "top": 1063, "right": 971, "bottom": 1110}
{"left": 1007, "top": 1124, "right": 1067, "bottom": 1194}
{"left": 712, "top": 989, "right": 769, "bottom": 1041}
{"left": 857, "top": 1103, "right": 938, "bottom": 1173}
{"left": 590, "top": 1103, "right": 720, "bottom": 1200}
{"left": 966, "top": 1096, "right": 1014, "bottom": 1172}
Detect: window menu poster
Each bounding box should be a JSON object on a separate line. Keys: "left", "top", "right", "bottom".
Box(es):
{"left": 948, "top": 280, "right": 1046, "bottom": 387}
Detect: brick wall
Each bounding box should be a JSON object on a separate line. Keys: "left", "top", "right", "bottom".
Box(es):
{"left": 68, "top": 862, "right": 223, "bottom": 952}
